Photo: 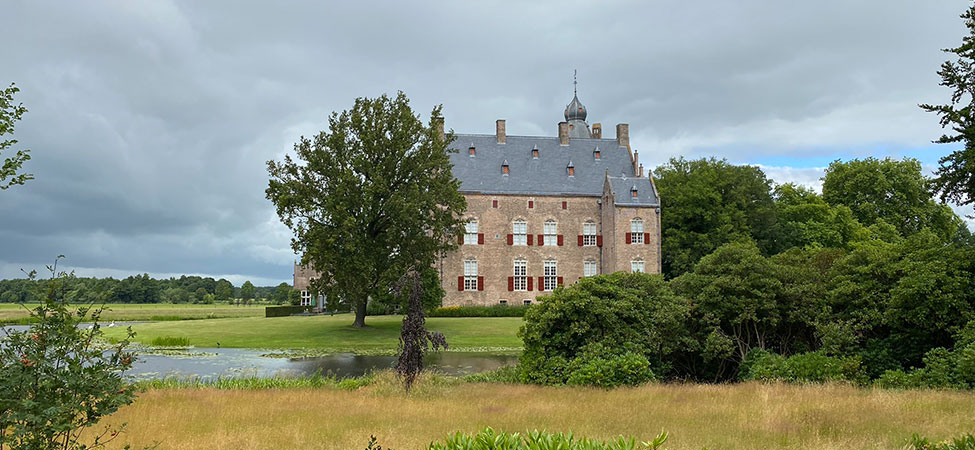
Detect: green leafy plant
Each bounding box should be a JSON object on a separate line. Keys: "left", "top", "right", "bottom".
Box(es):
{"left": 909, "top": 433, "right": 975, "bottom": 450}
{"left": 0, "top": 257, "right": 137, "bottom": 449}
{"left": 426, "top": 427, "right": 671, "bottom": 450}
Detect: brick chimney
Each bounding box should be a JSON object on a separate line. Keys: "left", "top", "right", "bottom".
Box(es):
{"left": 496, "top": 119, "right": 506, "bottom": 144}
{"left": 433, "top": 116, "right": 444, "bottom": 142}
{"left": 632, "top": 150, "right": 640, "bottom": 176}
{"left": 558, "top": 122, "right": 569, "bottom": 146}
{"left": 616, "top": 123, "right": 629, "bottom": 147}
{"left": 592, "top": 123, "right": 602, "bottom": 139}
{"left": 639, "top": 163, "right": 644, "bottom": 178}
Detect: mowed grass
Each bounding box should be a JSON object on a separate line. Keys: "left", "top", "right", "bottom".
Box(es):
{"left": 0, "top": 303, "right": 265, "bottom": 323}
{"left": 103, "top": 314, "right": 524, "bottom": 351}
{"left": 98, "top": 377, "right": 975, "bottom": 450}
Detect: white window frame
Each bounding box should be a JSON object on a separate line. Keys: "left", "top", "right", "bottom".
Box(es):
{"left": 544, "top": 220, "right": 558, "bottom": 246}
{"left": 631, "top": 218, "right": 644, "bottom": 244}
{"left": 584, "top": 260, "right": 597, "bottom": 277}
{"left": 513, "top": 259, "right": 527, "bottom": 291}
{"left": 583, "top": 221, "right": 597, "bottom": 246}
{"left": 464, "top": 220, "right": 479, "bottom": 245}
{"left": 512, "top": 220, "right": 527, "bottom": 246}
{"left": 464, "top": 259, "right": 478, "bottom": 291}
{"left": 523, "top": 300, "right": 532, "bottom": 306}
{"left": 543, "top": 260, "right": 558, "bottom": 291}
{"left": 631, "top": 259, "right": 645, "bottom": 273}
{"left": 300, "top": 290, "right": 311, "bottom": 306}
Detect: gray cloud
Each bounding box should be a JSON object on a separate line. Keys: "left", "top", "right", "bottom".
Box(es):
{"left": 1, "top": 0, "right": 971, "bottom": 284}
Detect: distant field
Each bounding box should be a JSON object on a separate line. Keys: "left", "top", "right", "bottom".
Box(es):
{"left": 98, "top": 376, "right": 975, "bottom": 449}
{"left": 102, "top": 314, "right": 524, "bottom": 352}
{"left": 0, "top": 303, "right": 266, "bottom": 323}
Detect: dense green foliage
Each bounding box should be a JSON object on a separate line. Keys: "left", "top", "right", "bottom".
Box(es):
{"left": 425, "top": 428, "right": 669, "bottom": 450}
{"left": 0, "top": 82, "right": 31, "bottom": 190}
{"left": 267, "top": 92, "right": 466, "bottom": 327}
{"left": 921, "top": 5, "right": 975, "bottom": 215}
{"left": 738, "top": 349, "right": 867, "bottom": 385}
{"left": 909, "top": 433, "right": 975, "bottom": 450}
{"left": 428, "top": 305, "right": 529, "bottom": 317}
{"left": 265, "top": 305, "right": 315, "bottom": 317}
{"left": 0, "top": 263, "right": 136, "bottom": 449}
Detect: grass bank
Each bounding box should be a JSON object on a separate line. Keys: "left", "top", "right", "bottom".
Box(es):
{"left": 0, "top": 303, "right": 266, "bottom": 324}
{"left": 102, "top": 314, "right": 524, "bottom": 352}
{"left": 99, "top": 376, "right": 975, "bottom": 449}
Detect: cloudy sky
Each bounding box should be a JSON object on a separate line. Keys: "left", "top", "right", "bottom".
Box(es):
{"left": 1, "top": 1, "right": 972, "bottom": 286}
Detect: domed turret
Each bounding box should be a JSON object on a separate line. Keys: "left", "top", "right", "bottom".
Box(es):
{"left": 562, "top": 71, "right": 592, "bottom": 138}
{"left": 564, "top": 94, "right": 587, "bottom": 122}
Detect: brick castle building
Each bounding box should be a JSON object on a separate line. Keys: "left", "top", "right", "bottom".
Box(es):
{"left": 294, "top": 88, "right": 662, "bottom": 309}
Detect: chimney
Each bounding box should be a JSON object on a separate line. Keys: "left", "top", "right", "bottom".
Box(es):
{"left": 616, "top": 123, "right": 629, "bottom": 147}
{"left": 558, "top": 122, "right": 569, "bottom": 146}
{"left": 639, "top": 163, "right": 644, "bottom": 178}
{"left": 433, "top": 116, "right": 444, "bottom": 142}
{"left": 592, "top": 123, "right": 602, "bottom": 139}
{"left": 496, "top": 119, "right": 506, "bottom": 144}
{"left": 632, "top": 150, "right": 640, "bottom": 176}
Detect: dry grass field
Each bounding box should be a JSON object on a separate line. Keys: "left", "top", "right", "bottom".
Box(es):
{"left": 98, "top": 375, "right": 975, "bottom": 450}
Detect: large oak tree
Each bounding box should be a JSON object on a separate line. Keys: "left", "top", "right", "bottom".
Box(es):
{"left": 267, "top": 92, "right": 465, "bottom": 327}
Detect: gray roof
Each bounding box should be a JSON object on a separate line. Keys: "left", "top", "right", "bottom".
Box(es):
{"left": 449, "top": 134, "right": 657, "bottom": 207}
{"left": 607, "top": 175, "right": 659, "bottom": 207}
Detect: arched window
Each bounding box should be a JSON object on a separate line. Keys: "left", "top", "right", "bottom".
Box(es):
{"left": 512, "top": 219, "right": 527, "bottom": 246}
{"left": 464, "top": 259, "right": 478, "bottom": 291}
{"left": 582, "top": 221, "right": 597, "bottom": 246}
{"left": 544, "top": 220, "right": 558, "bottom": 246}
{"left": 630, "top": 218, "right": 644, "bottom": 244}
{"left": 464, "top": 219, "right": 479, "bottom": 245}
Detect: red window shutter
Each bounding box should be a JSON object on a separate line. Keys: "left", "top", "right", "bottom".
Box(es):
{"left": 508, "top": 276, "right": 514, "bottom": 292}
{"left": 561, "top": 201, "right": 567, "bottom": 209}
{"left": 478, "top": 233, "right": 484, "bottom": 245}
{"left": 644, "top": 232, "right": 650, "bottom": 244}
{"left": 528, "top": 200, "right": 534, "bottom": 209}
{"left": 537, "top": 234, "right": 544, "bottom": 246}
{"left": 507, "top": 234, "right": 513, "bottom": 245}
{"left": 557, "top": 276, "right": 563, "bottom": 286}
{"left": 557, "top": 235, "right": 564, "bottom": 246}
{"left": 492, "top": 200, "right": 498, "bottom": 208}
{"left": 527, "top": 277, "right": 533, "bottom": 291}
{"left": 527, "top": 234, "right": 534, "bottom": 246}
{"left": 538, "top": 276, "right": 545, "bottom": 289}
{"left": 457, "top": 276, "right": 464, "bottom": 291}
{"left": 577, "top": 235, "right": 584, "bottom": 246}
{"left": 625, "top": 232, "right": 632, "bottom": 244}
{"left": 597, "top": 235, "right": 603, "bottom": 247}
{"left": 477, "top": 276, "right": 484, "bottom": 291}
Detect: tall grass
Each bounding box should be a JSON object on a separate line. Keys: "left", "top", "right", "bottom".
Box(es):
{"left": 136, "top": 372, "right": 376, "bottom": 390}
{"left": 149, "top": 336, "right": 191, "bottom": 347}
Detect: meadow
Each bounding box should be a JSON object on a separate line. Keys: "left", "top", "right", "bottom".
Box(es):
{"left": 97, "top": 374, "right": 975, "bottom": 450}
{"left": 102, "top": 314, "right": 525, "bottom": 352}
{"left": 0, "top": 302, "right": 266, "bottom": 324}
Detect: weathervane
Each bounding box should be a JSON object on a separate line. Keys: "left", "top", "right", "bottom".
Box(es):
{"left": 573, "top": 69, "right": 578, "bottom": 96}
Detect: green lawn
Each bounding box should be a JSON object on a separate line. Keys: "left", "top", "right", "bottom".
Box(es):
{"left": 0, "top": 303, "right": 266, "bottom": 324}
{"left": 103, "top": 314, "right": 524, "bottom": 352}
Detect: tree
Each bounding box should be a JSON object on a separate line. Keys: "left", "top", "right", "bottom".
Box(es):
{"left": 653, "top": 157, "right": 777, "bottom": 278}
{"left": 0, "top": 83, "right": 31, "bottom": 190}
{"left": 194, "top": 287, "right": 207, "bottom": 303}
{"left": 214, "top": 279, "right": 233, "bottom": 303}
{"left": 273, "top": 282, "right": 291, "bottom": 305}
{"left": 920, "top": 4, "right": 975, "bottom": 216}
{"left": 821, "top": 157, "right": 964, "bottom": 241}
{"left": 394, "top": 268, "right": 447, "bottom": 392}
{"left": 772, "top": 183, "right": 866, "bottom": 251}
{"left": 240, "top": 281, "right": 255, "bottom": 303}
{"left": 267, "top": 92, "right": 466, "bottom": 327}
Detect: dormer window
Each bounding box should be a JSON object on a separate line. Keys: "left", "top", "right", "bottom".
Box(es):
{"left": 502, "top": 160, "right": 509, "bottom": 175}
{"left": 469, "top": 143, "right": 476, "bottom": 157}
{"left": 567, "top": 161, "right": 575, "bottom": 177}
{"left": 593, "top": 146, "right": 601, "bottom": 160}
{"left": 531, "top": 145, "right": 539, "bottom": 159}
{"left": 631, "top": 185, "right": 638, "bottom": 198}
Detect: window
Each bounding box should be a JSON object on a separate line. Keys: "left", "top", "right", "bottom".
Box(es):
{"left": 464, "top": 220, "right": 479, "bottom": 245}
{"left": 523, "top": 300, "right": 532, "bottom": 306}
{"left": 631, "top": 259, "right": 645, "bottom": 273}
{"left": 544, "top": 220, "right": 558, "bottom": 246}
{"left": 513, "top": 259, "right": 527, "bottom": 291}
{"left": 513, "top": 220, "right": 527, "bottom": 246}
{"left": 544, "top": 260, "right": 558, "bottom": 291}
{"left": 499, "top": 300, "right": 508, "bottom": 305}
{"left": 631, "top": 219, "right": 644, "bottom": 244}
{"left": 464, "top": 259, "right": 478, "bottom": 291}
{"left": 584, "top": 260, "right": 597, "bottom": 277}
{"left": 300, "top": 290, "right": 311, "bottom": 306}
{"left": 582, "top": 221, "right": 597, "bottom": 246}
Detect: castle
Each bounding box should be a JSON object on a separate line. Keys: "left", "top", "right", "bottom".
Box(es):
{"left": 294, "top": 88, "right": 662, "bottom": 308}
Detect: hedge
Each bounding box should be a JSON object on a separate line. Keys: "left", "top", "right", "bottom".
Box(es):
{"left": 265, "top": 305, "right": 314, "bottom": 318}
{"left": 427, "top": 305, "right": 529, "bottom": 318}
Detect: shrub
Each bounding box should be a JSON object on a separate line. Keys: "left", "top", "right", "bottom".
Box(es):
{"left": 428, "top": 305, "right": 529, "bottom": 317}
{"left": 874, "top": 347, "right": 972, "bottom": 390}
{"left": 426, "top": 427, "right": 670, "bottom": 450}
{"left": 908, "top": 433, "right": 975, "bottom": 450}
{"left": 566, "top": 352, "right": 656, "bottom": 388}
{"left": 265, "top": 305, "right": 312, "bottom": 317}
{"left": 739, "top": 349, "right": 867, "bottom": 385}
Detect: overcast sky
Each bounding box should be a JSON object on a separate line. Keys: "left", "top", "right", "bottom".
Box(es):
{"left": 1, "top": 1, "right": 972, "bottom": 286}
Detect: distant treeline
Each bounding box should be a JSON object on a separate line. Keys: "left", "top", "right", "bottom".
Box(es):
{"left": 0, "top": 274, "right": 295, "bottom": 305}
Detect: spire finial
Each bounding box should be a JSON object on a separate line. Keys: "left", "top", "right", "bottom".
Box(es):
{"left": 573, "top": 69, "right": 578, "bottom": 96}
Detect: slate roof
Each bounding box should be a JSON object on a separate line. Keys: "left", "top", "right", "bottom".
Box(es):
{"left": 607, "top": 175, "right": 659, "bottom": 207}
{"left": 448, "top": 134, "right": 659, "bottom": 207}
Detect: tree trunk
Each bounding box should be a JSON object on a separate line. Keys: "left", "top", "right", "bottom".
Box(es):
{"left": 353, "top": 299, "right": 367, "bottom": 328}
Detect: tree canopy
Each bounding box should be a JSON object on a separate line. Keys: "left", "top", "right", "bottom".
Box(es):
{"left": 0, "top": 83, "right": 32, "bottom": 190}
{"left": 266, "top": 92, "right": 466, "bottom": 327}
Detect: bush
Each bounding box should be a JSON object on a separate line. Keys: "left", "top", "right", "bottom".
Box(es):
{"left": 426, "top": 427, "right": 670, "bottom": 450}
{"left": 428, "top": 305, "right": 529, "bottom": 317}
{"left": 739, "top": 349, "right": 867, "bottom": 385}
{"left": 519, "top": 272, "right": 691, "bottom": 385}
{"left": 874, "top": 347, "right": 973, "bottom": 390}
{"left": 265, "top": 305, "right": 312, "bottom": 317}
{"left": 566, "top": 352, "right": 656, "bottom": 388}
